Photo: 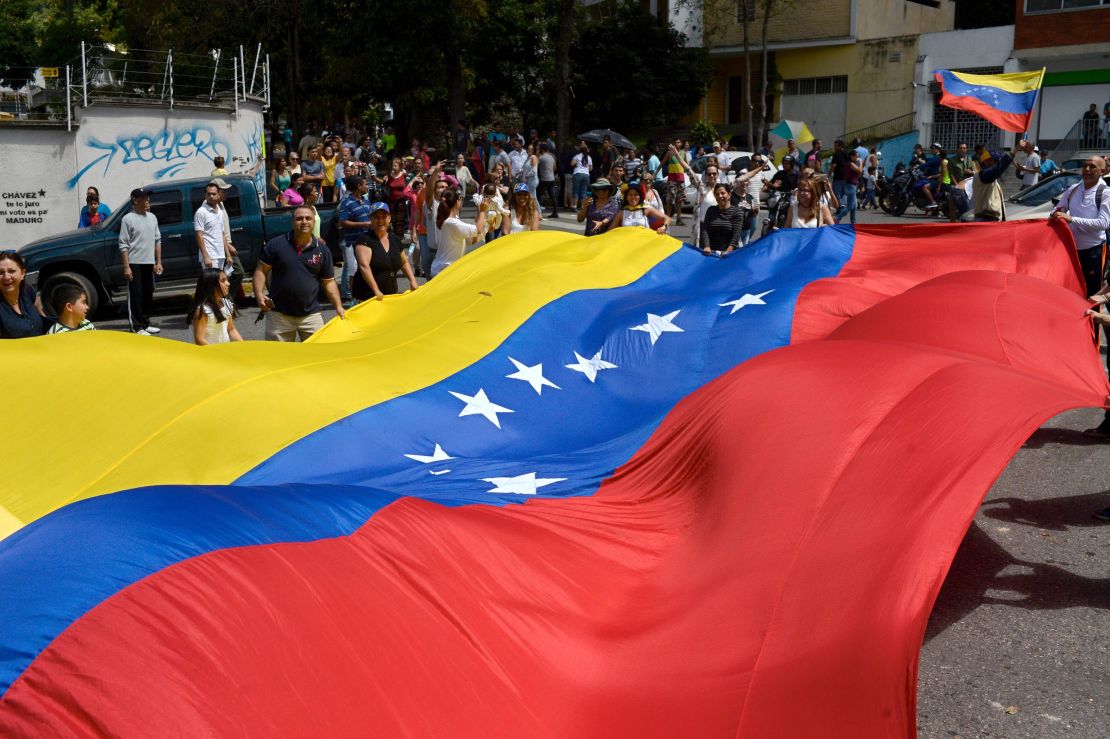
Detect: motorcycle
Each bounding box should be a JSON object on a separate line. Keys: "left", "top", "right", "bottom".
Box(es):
{"left": 880, "top": 166, "right": 941, "bottom": 217}
{"left": 760, "top": 188, "right": 793, "bottom": 237}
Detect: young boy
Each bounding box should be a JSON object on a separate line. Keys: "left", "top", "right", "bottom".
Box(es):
{"left": 862, "top": 166, "right": 878, "bottom": 210}
{"left": 47, "top": 284, "right": 96, "bottom": 334}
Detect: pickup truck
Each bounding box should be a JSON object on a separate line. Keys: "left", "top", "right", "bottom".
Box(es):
{"left": 20, "top": 175, "right": 338, "bottom": 315}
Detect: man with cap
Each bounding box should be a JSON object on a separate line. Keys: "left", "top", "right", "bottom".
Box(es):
{"left": 577, "top": 178, "right": 619, "bottom": 237}
{"left": 971, "top": 141, "right": 1023, "bottom": 222}
{"left": 253, "top": 205, "right": 346, "bottom": 342}
{"left": 1015, "top": 140, "right": 1041, "bottom": 188}
{"left": 118, "top": 188, "right": 163, "bottom": 334}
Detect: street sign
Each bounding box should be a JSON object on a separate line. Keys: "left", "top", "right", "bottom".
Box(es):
{"left": 41, "top": 68, "right": 59, "bottom": 78}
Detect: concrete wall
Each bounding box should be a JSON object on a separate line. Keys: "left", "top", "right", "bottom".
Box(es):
{"left": 708, "top": 0, "right": 852, "bottom": 49}
{"left": 0, "top": 101, "right": 265, "bottom": 248}
{"left": 0, "top": 125, "right": 76, "bottom": 245}
{"left": 856, "top": 0, "right": 953, "bottom": 42}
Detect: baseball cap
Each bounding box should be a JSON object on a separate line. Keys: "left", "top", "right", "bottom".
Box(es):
{"left": 369, "top": 201, "right": 390, "bottom": 215}
{"left": 513, "top": 182, "right": 530, "bottom": 193}
{"left": 130, "top": 188, "right": 151, "bottom": 199}
{"left": 209, "top": 177, "right": 232, "bottom": 190}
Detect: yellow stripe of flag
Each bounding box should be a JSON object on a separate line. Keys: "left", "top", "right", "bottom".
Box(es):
{"left": 950, "top": 69, "right": 1044, "bottom": 95}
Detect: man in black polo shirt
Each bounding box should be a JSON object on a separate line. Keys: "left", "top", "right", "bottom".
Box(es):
{"left": 253, "top": 206, "right": 346, "bottom": 341}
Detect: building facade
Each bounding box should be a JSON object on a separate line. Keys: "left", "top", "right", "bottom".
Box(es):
{"left": 1012, "top": 0, "right": 1110, "bottom": 145}
{"left": 697, "top": 0, "right": 955, "bottom": 142}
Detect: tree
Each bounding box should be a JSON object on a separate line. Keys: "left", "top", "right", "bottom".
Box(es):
{"left": 0, "top": 0, "right": 39, "bottom": 87}
{"left": 570, "top": 1, "right": 708, "bottom": 133}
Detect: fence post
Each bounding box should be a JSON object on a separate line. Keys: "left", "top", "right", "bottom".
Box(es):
{"left": 249, "top": 43, "right": 261, "bottom": 96}
{"left": 168, "top": 49, "right": 174, "bottom": 109}
{"left": 265, "top": 54, "right": 271, "bottom": 108}
{"left": 240, "top": 46, "right": 247, "bottom": 100}
{"left": 233, "top": 56, "right": 239, "bottom": 118}
{"left": 80, "top": 41, "right": 88, "bottom": 107}
{"left": 66, "top": 65, "right": 72, "bottom": 131}
{"left": 209, "top": 49, "right": 221, "bottom": 101}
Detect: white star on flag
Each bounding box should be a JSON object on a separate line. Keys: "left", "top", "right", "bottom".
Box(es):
{"left": 630, "top": 310, "right": 684, "bottom": 345}
{"left": 449, "top": 389, "right": 514, "bottom": 428}
{"left": 565, "top": 350, "right": 618, "bottom": 383}
{"left": 506, "top": 357, "right": 560, "bottom": 395}
{"left": 483, "top": 472, "right": 567, "bottom": 495}
{"left": 719, "top": 289, "right": 774, "bottom": 315}
{"left": 404, "top": 443, "right": 454, "bottom": 464}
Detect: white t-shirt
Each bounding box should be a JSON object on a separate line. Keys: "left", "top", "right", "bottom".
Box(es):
{"left": 430, "top": 216, "right": 478, "bottom": 276}
{"left": 194, "top": 203, "right": 225, "bottom": 264}
{"left": 572, "top": 154, "right": 591, "bottom": 175}
{"left": 1022, "top": 152, "right": 1041, "bottom": 187}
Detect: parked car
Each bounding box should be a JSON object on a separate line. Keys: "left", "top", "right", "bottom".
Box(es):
{"left": 1005, "top": 169, "right": 1094, "bottom": 221}
{"left": 20, "top": 175, "right": 338, "bottom": 315}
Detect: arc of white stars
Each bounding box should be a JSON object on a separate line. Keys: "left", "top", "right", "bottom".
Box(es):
{"left": 565, "top": 350, "right": 618, "bottom": 383}
{"left": 506, "top": 357, "right": 560, "bottom": 395}
{"left": 630, "top": 310, "right": 684, "bottom": 345}
{"left": 449, "top": 389, "right": 514, "bottom": 428}
{"left": 719, "top": 289, "right": 774, "bottom": 315}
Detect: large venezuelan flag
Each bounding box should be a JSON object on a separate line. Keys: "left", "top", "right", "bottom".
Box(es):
{"left": 934, "top": 69, "right": 1045, "bottom": 133}
{"left": 0, "top": 223, "right": 1106, "bottom": 736}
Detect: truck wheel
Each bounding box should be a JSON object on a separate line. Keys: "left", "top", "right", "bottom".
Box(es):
{"left": 41, "top": 272, "right": 99, "bottom": 316}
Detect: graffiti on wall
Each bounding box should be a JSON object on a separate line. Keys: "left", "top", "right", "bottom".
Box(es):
{"left": 67, "top": 126, "right": 231, "bottom": 189}
{"left": 241, "top": 122, "right": 266, "bottom": 199}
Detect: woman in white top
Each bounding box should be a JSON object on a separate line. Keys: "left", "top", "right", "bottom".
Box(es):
{"left": 570, "top": 143, "right": 593, "bottom": 209}
{"left": 187, "top": 268, "right": 243, "bottom": 345}
{"left": 430, "top": 189, "right": 488, "bottom": 278}
{"left": 506, "top": 183, "right": 540, "bottom": 233}
{"left": 454, "top": 154, "right": 475, "bottom": 197}
{"left": 612, "top": 185, "right": 670, "bottom": 231}
{"left": 785, "top": 180, "right": 833, "bottom": 229}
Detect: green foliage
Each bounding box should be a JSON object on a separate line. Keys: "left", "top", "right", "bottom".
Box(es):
{"left": 570, "top": 1, "right": 709, "bottom": 132}
{"left": 688, "top": 119, "right": 718, "bottom": 147}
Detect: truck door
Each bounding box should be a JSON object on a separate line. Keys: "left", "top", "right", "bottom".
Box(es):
{"left": 149, "top": 189, "right": 192, "bottom": 281}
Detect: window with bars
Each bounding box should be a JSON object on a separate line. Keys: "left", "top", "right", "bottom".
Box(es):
{"left": 736, "top": 0, "right": 755, "bottom": 22}
{"left": 782, "top": 76, "right": 848, "bottom": 96}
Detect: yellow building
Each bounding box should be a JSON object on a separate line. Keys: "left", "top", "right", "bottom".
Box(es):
{"left": 697, "top": 0, "right": 954, "bottom": 143}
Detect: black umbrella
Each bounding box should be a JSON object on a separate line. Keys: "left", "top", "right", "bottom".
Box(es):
{"left": 576, "top": 128, "right": 635, "bottom": 150}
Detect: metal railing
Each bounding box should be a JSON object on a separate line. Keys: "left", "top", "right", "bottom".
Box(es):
{"left": 919, "top": 120, "right": 1002, "bottom": 153}
{"left": 66, "top": 42, "right": 270, "bottom": 110}
{"left": 835, "top": 113, "right": 915, "bottom": 146}
{"left": 1045, "top": 118, "right": 1104, "bottom": 166}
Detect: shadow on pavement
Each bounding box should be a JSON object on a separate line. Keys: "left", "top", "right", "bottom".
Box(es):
{"left": 925, "top": 521, "right": 1110, "bottom": 643}
{"left": 1022, "top": 426, "right": 1109, "bottom": 449}
{"left": 980, "top": 491, "right": 1110, "bottom": 531}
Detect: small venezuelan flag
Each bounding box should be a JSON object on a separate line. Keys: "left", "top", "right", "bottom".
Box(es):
{"left": 934, "top": 69, "right": 1046, "bottom": 133}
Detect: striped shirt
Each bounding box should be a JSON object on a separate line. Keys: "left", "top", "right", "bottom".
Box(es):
{"left": 47, "top": 319, "right": 95, "bottom": 334}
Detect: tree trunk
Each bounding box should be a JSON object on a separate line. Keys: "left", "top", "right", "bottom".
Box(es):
{"left": 757, "top": 0, "right": 773, "bottom": 145}
{"left": 445, "top": 39, "right": 465, "bottom": 134}
{"left": 554, "top": 0, "right": 576, "bottom": 163}
{"left": 742, "top": 2, "right": 753, "bottom": 149}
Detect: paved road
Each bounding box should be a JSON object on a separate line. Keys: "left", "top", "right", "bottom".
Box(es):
{"left": 91, "top": 204, "right": 1109, "bottom": 736}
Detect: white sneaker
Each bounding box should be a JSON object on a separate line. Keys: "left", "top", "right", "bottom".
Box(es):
{"left": 144, "top": 325, "right": 161, "bottom": 334}
{"left": 135, "top": 329, "right": 151, "bottom": 336}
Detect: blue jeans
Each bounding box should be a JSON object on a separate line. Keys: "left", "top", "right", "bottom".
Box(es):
{"left": 834, "top": 181, "right": 857, "bottom": 224}
{"left": 419, "top": 233, "right": 436, "bottom": 277}
{"left": 340, "top": 243, "right": 356, "bottom": 299}
{"left": 572, "top": 173, "right": 589, "bottom": 202}
{"left": 742, "top": 211, "right": 760, "bottom": 245}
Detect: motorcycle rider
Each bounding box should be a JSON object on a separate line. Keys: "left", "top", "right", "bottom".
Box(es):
{"left": 762, "top": 155, "right": 799, "bottom": 233}
{"left": 911, "top": 142, "right": 944, "bottom": 214}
